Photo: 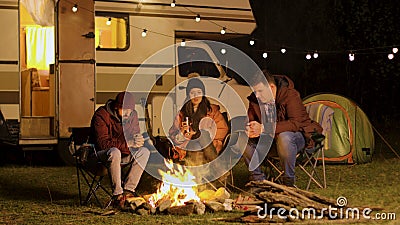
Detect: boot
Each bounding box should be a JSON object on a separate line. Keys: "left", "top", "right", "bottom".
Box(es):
{"left": 283, "top": 176, "right": 295, "bottom": 187}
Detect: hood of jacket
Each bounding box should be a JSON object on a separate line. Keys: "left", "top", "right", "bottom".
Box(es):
{"left": 105, "top": 99, "right": 121, "bottom": 122}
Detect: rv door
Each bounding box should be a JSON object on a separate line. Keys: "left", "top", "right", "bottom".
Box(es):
{"left": 56, "top": 0, "right": 95, "bottom": 138}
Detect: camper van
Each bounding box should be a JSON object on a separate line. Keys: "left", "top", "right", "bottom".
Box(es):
{"left": 0, "top": 0, "right": 255, "bottom": 163}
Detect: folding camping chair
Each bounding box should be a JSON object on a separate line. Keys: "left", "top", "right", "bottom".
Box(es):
{"left": 218, "top": 116, "right": 249, "bottom": 188}
{"left": 72, "top": 127, "right": 156, "bottom": 208}
{"left": 70, "top": 127, "right": 113, "bottom": 208}
{"left": 265, "top": 131, "right": 326, "bottom": 190}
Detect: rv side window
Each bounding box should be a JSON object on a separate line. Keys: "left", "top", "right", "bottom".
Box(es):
{"left": 95, "top": 12, "right": 129, "bottom": 51}
{"left": 177, "top": 46, "right": 219, "bottom": 78}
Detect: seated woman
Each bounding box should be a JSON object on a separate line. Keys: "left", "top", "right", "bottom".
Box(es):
{"left": 169, "top": 77, "right": 228, "bottom": 166}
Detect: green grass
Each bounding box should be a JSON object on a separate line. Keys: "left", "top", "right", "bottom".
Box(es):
{"left": 0, "top": 156, "right": 399, "bottom": 224}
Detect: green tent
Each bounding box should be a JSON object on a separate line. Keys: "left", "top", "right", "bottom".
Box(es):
{"left": 303, "top": 93, "right": 375, "bottom": 164}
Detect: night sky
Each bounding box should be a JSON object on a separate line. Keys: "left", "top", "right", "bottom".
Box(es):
{"left": 247, "top": 0, "right": 400, "bottom": 124}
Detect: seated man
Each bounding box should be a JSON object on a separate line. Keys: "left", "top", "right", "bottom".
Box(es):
{"left": 243, "top": 70, "right": 322, "bottom": 187}
{"left": 90, "top": 91, "right": 150, "bottom": 208}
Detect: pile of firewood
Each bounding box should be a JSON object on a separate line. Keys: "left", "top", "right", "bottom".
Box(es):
{"left": 230, "top": 180, "right": 382, "bottom": 223}
{"left": 124, "top": 187, "right": 234, "bottom": 216}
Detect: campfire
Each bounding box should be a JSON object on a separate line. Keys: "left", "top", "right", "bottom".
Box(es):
{"left": 148, "top": 159, "right": 200, "bottom": 207}
{"left": 124, "top": 159, "right": 233, "bottom": 215}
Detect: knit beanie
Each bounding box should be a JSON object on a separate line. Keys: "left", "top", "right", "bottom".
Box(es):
{"left": 115, "top": 91, "right": 135, "bottom": 109}
{"left": 186, "top": 78, "right": 205, "bottom": 97}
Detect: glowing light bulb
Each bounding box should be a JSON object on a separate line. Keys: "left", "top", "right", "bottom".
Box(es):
{"left": 220, "top": 27, "right": 226, "bottom": 35}
{"left": 181, "top": 39, "right": 186, "bottom": 46}
{"left": 220, "top": 48, "right": 226, "bottom": 54}
{"left": 72, "top": 4, "right": 78, "bottom": 13}
{"left": 306, "top": 53, "right": 312, "bottom": 60}
{"left": 313, "top": 51, "right": 319, "bottom": 59}
{"left": 171, "top": 0, "right": 176, "bottom": 7}
{"left": 262, "top": 52, "right": 268, "bottom": 58}
{"left": 249, "top": 39, "right": 255, "bottom": 46}
{"left": 281, "top": 48, "right": 286, "bottom": 54}
{"left": 106, "top": 18, "right": 111, "bottom": 26}
{"left": 393, "top": 47, "right": 398, "bottom": 54}
{"left": 141, "top": 29, "right": 147, "bottom": 37}
{"left": 388, "top": 53, "right": 394, "bottom": 60}
{"left": 349, "top": 53, "right": 355, "bottom": 61}
{"left": 195, "top": 14, "right": 200, "bottom": 22}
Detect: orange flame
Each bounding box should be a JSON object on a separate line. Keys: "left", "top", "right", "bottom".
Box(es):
{"left": 148, "top": 159, "right": 200, "bottom": 207}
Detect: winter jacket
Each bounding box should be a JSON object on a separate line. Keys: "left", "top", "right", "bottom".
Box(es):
{"left": 90, "top": 100, "right": 140, "bottom": 155}
{"left": 247, "top": 75, "right": 322, "bottom": 148}
{"left": 169, "top": 104, "right": 228, "bottom": 153}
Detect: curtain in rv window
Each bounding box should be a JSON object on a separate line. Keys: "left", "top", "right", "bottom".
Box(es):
{"left": 20, "top": 0, "right": 54, "bottom": 26}
{"left": 95, "top": 14, "right": 129, "bottom": 51}
{"left": 25, "top": 26, "right": 55, "bottom": 70}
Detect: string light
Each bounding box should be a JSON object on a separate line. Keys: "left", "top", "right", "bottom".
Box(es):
{"left": 262, "top": 52, "right": 268, "bottom": 58}
{"left": 220, "top": 27, "right": 226, "bottom": 35}
{"left": 313, "top": 51, "right": 319, "bottom": 59}
{"left": 72, "top": 4, "right": 78, "bottom": 13}
{"left": 220, "top": 48, "right": 226, "bottom": 54}
{"left": 249, "top": 39, "right": 255, "bottom": 46}
{"left": 141, "top": 29, "right": 147, "bottom": 37}
{"left": 349, "top": 53, "right": 355, "bottom": 61}
{"left": 69, "top": 1, "right": 399, "bottom": 63}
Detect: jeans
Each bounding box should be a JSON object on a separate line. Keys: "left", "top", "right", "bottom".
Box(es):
{"left": 96, "top": 146, "right": 150, "bottom": 196}
{"left": 185, "top": 129, "right": 218, "bottom": 166}
{"left": 243, "top": 131, "right": 305, "bottom": 183}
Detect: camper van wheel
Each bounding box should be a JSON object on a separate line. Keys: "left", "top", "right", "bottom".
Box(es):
{"left": 57, "top": 139, "right": 75, "bottom": 166}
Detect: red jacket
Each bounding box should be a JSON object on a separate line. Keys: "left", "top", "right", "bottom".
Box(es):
{"left": 247, "top": 75, "right": 322, "bottom": 147}
{"left": 91, "top": 100, "right": 140, "bottom": 155}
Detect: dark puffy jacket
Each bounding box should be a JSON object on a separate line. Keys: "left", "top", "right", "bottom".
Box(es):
{"left": 90, "top": 100, "right": 140, "bottom": 155}
{"left": 247, "top": 75, "right": 322, "bottom": 148}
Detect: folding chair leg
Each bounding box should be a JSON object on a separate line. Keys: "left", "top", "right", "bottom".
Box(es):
{"left": 299, "top": 152, "right": 324, "bottom": 190}
{"left": 265, "top": 158, "right": 284, "bottom": 183}
{"left": 86, "top": 176, "right": 104, "bottom": 208}
{"left": 298, "top": 164, "right": 324, "bottom": 189}
{"left": 306, "top": 158, "right": 321, "bottom": 190}
{"left": 77, "top": 168, "right": 110, "bottom": 208}
{"left": 321, "top": 147, "right": 326, "bottom": 188}
{"left": 76, "top": 163, "right": 83, "bottom": 206}
{"left": 86, "top": 175, "right": 113, "bottom": 208}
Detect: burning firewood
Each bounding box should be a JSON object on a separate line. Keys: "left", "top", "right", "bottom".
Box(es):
{"left": 204, "top": 201, "right": 225, "bottom": 212}
{"left": 124, "top": 159, "right": 235, "bottom": 216}
{"left": 157, "top": 198, "right": 172, "bottom": 213}
{"left": 167, "top": 203, "right": 195, "bottom": 215}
